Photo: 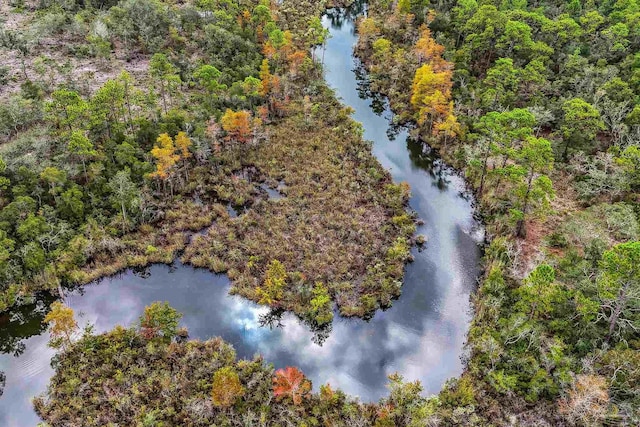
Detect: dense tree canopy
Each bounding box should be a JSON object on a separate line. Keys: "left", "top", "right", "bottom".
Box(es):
{"left": 358, "top": 0, "right": 640, "bottom": 424}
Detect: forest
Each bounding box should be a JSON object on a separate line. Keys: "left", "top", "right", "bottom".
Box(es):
{"left": 356, "top": 0, "right": 640, "bottom": 424}
{"left": 0, "top": 0, "right": 638, "bottom": 425}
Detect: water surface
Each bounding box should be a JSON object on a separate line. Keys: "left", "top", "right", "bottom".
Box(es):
{"left": 0, "top": 7, "right": 482, "bottom": 426}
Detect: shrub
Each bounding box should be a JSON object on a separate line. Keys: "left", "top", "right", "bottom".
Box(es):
{"left": 139, "top": 301, "right": 182, "bottom": 343}
{"left": 211, "top": 366, "right": 245, "bottom": 408}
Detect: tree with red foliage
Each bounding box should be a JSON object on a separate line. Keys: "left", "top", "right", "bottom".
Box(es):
{"left": 273, "top": 366, "right": 311, "bottom": 405}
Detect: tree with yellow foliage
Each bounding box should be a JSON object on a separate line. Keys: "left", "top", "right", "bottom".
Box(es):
{"left": 434, "top": 110, "right": 461, "bottom": 145}
{"left": 410, "top": 64, "right": 453, "bottom": 134}
{"left": 259, "top": 59, "right": 276, "bottom": 96}
{"left": 174, "top": 131, "right": 192, "bottom": 181}
{"left": 358, "top": 17, "right": 379, "bottom": 39}
{"left": 221, "top": 109, "right": 253, "bottom": 144}
{"left": 396, "top": 0, "right": 412, "bottom": 14}
{"left": 149, "top": 133, "right": 180, "bottom": 194}
{"left": 44, "top": 301, "right": 78, "bottom": 350}
{"left": 211, "top": 367, "right": 245, "bottom": 408}
{"left": 259, "top": 59, "right": 282, "bottom": 117}
{"left": 256, "top": 260, "right": 287, "bottom": 305}
{"left": 174, "top": 131, "right": 192, "bottom": 159}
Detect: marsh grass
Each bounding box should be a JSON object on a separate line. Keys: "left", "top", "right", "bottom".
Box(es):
{"left": 63, "top": 200, "right": 225, "bottom": 287}
{"left": 183, "top": 90, "right": 416, "bottom": 319}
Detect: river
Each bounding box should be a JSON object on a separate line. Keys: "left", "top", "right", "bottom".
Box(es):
{"left": 0, "top": 7, "right": 482, "bottom": 426}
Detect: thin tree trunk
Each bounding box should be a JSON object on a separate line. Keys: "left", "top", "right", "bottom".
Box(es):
{"left": 478, "top": 140, "right": 491, "bottom": 197}
{"left": 606, "top": 286, "right": 627, "bottom": 343}
{"left": 21, "top": 55, "right": 28, "bottom": 80}
{"left": 124, "top": 80, "right": 134, "bottom": 133}
{"left": 494, "top": 154, "right": 509, "bottom": 189}
{"left": 160, "top": 81, "right": 167, "bottom": 114}
{"left": 121, "top": 201, "right": 127, "bottom": 233}
{"left": 516, "top": 169, "right": 534, "bottom": 238}
{"left": 562, "top": 138, "right": 570, "bottom": 161}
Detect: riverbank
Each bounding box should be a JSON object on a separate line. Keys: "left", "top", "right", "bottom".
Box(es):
{"left": 354, "top": 1, "right": 640, "bottom": 425}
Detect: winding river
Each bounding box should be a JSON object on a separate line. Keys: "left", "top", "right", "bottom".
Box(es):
{"left": 0, "top": 7, "right": 482, "bottom": 426}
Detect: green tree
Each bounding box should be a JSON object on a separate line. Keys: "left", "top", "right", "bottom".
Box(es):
{"left": 0, "top": 230, "right": 15, "bottom": 280}
{"left": 497, "top": 20, "right": 534, "bottom": 57}
{"left": 0, "top": 196, "right": 37, "bottom": 229}
{"left": 471, "top": 109, "right": 535, "bottom": 196}
{"left": 0, "top": 156, "right": 9, "bottom": 197}
{"left": 139, "top": 301, "right": 182, "bottom": 343}
{"left": 516, "top": 264, "right": 563, "bottom": 319}
{"left": 107, "top": 169, "right": 140, "bottom": 232}
{"left": 193, "top": 64, "right": 225, "bottom": 111}
{"left": 462, "top": 5, "right": 507, "bottom": 72}
{"left": 482, "top": 58, "right": 520, "bottom": 109}
{"left": 256, "top": 260, "right": 287, "bottom": 305}
{"left": 67, "top": 131, "right": 97, "bottom": 180}
{"left": 58, "top": 186, "right": 84, "bottom": 223}
{"left": 376, "top": 373, "right": 433, "bottom": 426}
{"left": 309, "top": 282, "right": 333, "bottom": 325}
{"left": 617, "top": 144, "right": 640, "bottom": 191}
{"left": 90, "top": 79, "right": 126, "bottom": 138}
{"left": 108, "top": 0, "right": 170, "bottom": 53}
{"left": 596, "top": 241, "right": 640, "bottom": 342}
{"left": 17, "top": 213, "right": 47, "bottom": 243}
{"left": 561, "top": 98, "right": 605, "bottom": 160}
{"left": 307, "top": 16, "right": 329, "bottom": 62}
{"left": 21, "top": 241, "right": 46, "bottom": 273}
{"left": 511, "top": 136, "right": 554, "bottom": 237}
{"left": 40, "top": 167, "right": 67, "bottom": 196}
{"left": 0, "top": 29, "right": 33, "bottom": 80}
{"left": 45, "top": 89, "right": 89, "bottom": 134}
{"left": 150, "top": 53, "right": 181, "bottom": 114}
{"left": 241, "top": 76, "right": 262, "bottom": 108}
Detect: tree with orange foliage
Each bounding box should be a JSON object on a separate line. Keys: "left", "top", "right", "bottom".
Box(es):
{"left": 221, "top": 109, "right": 253, "bottom": 144}
{"left": 211, "top": 366, "right": 245, "bottom": 408}
{"left": 287, "top": 50, "right": 308, "bottom": 77}
{"left": 413, "top": 25, "right": 448, "bottom": 71}
{"left": 149, "top": 133, "right": 180, "bottom": 193}
{"left": 273, "top": 366, "right": 311, "bottom": 405}
{"left": 257, "top": 105, "right": 269, "bottom": 123}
